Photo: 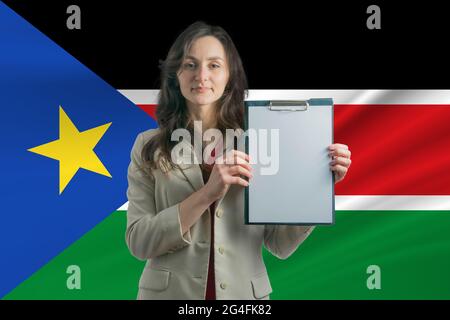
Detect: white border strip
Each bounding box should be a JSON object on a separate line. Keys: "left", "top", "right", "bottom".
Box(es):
{"left": 336, "top": 196, "right": 450, "bottom": 211}
{"left": 116, "top": 196, "right": 450, "bottom": 211}
{"left": 119, "top": 89, "right": 450, "bottom": 105}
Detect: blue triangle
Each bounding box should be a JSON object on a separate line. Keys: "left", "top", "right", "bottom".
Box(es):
{"left": 0, "top": 2, "right": 157, "bottom": 298}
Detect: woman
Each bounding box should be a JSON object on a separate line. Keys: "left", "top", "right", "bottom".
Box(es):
{"left": 126, "top": 21, "right": 352, "bottom": 300}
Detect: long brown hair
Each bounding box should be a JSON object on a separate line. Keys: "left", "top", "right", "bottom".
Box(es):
{"left": 141, "top": 21, "right": 248, "bottom": 173}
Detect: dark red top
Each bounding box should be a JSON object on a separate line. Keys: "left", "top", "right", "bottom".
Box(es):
{"left": 202, "top": 149, "right": 216, "bottom": 300}
{"left": 205, "top": 200, "right": 216, "bottom": 300}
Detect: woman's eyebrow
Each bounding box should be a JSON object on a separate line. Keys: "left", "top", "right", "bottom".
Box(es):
{"left": 185, "top": 55, "right": 225, "bottom": 61}
{"left": 207, "top": 56, "right": 225, "bottom": 61}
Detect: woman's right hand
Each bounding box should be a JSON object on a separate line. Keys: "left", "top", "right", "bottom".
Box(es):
{"left": 203, "top": 150, "right": 253, "bottom": 202}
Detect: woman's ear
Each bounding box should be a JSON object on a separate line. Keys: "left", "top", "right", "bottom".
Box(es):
{"left": 174, "top": 71, "right": 182, "bottom": 87}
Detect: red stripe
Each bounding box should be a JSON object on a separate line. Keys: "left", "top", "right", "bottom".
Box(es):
{"left": 335, "top": 105, "right": 450, "bottom": 195}
{"left": 137, "top": 103, "right": 450, "bottom": 195}
{"left": 137, "top": 104, "right": 157, "bottom": 120}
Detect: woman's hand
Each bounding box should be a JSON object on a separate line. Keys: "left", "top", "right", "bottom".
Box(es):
{"left": 329, "top": 143, "right": 352, "bottom": 183}
{"left": 203, "top": 150, "right": 253, "bottom": 202}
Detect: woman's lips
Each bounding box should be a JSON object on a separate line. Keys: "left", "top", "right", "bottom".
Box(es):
{"left": 192, "top": 87, "right": 210, "bottom": 93}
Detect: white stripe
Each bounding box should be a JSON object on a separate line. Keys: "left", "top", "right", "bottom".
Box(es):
{"left": 116, "top": 196, "right": 450, "bottom": 211}
{"left": 119, "top": 89, "right": 450, "bottom": 105}
{"left": 119, "top": 89, "right": 159, "bottom": 105}
{"left": 336, "top": 196, "right": 450, "bottom": 211}
{"left": 117, "top": 202, "right": 129, "bottom": 211}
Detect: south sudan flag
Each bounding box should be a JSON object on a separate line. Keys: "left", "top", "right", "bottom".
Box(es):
{"left": 2, "top": 0, "right": 450, "bottom": 300}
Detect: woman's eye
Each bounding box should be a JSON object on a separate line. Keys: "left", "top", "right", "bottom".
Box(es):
{"left": 184, "top": 62, "right": 196, "bottom": 69}
{"left": 211, "top": 64, "right": 220, "bottom": 69}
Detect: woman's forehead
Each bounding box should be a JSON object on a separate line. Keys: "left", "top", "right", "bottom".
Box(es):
{"left": 186, "top": 36, "right": 226, "bottom": 60}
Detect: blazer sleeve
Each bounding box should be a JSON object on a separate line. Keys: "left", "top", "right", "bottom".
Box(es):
{"left": 263, "top": 225, "right": 315, "bottom": 260}
{"left": 125, "top": 132, "right": 192, "bottom": 261}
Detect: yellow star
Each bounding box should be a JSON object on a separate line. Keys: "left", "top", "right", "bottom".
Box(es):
{"left": 28, "top": 106, "right": 112, "bottom": 194}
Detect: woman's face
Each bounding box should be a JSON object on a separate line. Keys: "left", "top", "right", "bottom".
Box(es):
{"left": 177, "top": 36, "right": 229, "bottom": 109}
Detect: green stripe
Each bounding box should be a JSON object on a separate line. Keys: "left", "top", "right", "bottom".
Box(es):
{"left": 267, "top": 211, "right": 450, "bottom": 299}
{"left": 4, "top": 211, "right": 450, "bottom": 299}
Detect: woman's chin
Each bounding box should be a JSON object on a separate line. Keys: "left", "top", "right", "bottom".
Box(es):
{"left": 189, "top": 96, "right": 218, "bottom": 107}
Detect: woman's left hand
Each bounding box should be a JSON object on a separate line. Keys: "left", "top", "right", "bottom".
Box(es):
{"left": 329, "top": 143, "right": 351, "bottom": 183}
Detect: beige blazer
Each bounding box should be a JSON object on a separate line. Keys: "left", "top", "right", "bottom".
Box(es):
{"left": 125, "top": 129, "right": 315, "bottom": 300}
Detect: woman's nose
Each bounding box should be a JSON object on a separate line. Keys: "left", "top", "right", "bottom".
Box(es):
{"left": 194, "top": 65, "right": 209, "bottom": 83}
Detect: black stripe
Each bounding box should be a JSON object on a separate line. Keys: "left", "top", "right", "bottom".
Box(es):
{"left": 3, "top": 1, "right": 450, "bottom": 88}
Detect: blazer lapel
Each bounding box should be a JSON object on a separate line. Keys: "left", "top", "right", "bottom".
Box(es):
{"left": 178, "top": 163, "right": 204, "bottom": 193}
{"left": 172, "top": 136, "right": 236, "bottom": 208}
{"left": 172, "top": 139, "right": 204, "bottom": 192}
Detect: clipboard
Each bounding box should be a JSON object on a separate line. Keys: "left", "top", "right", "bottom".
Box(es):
{"left": 243, "top": 99, "right": 335, "bottom": 225}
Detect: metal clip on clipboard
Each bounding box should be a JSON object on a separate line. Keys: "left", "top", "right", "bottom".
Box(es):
{"left": 268, "top": 100, "right": 309, "bottom": 111}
